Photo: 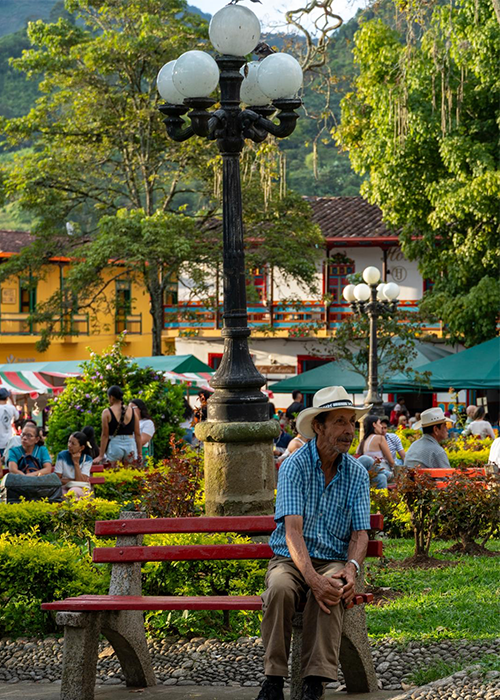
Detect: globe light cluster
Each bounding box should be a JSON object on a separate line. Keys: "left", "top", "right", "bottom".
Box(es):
{"left": 342, "top": 268, "right": 400, "bottom": 304}
{"left": 156, "top": 5, "right": 303, "bottom": 105}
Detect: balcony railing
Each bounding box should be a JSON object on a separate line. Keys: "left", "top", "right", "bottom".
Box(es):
{"left": 0, "top": 312, "right": 90, "bottom": 336}
{"left": 163, "top": 300, "right": 442, "bottom": 334}
{"left": 115, "top": 313, "right": 142, "bottom": 335}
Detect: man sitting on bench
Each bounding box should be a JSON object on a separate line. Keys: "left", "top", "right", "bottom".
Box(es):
{"left": 256, "top": 386, "right": 371, "bottom": 700}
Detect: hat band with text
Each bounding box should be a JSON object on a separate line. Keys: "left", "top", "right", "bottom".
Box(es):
{"left": 318, "top": 399, "right": 354, "bottom": 410}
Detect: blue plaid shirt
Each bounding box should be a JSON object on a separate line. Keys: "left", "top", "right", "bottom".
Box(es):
{"left": 270, "top": 438, "right": 371, "bottom": 561}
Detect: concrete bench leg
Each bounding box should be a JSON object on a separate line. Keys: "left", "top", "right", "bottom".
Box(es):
{"left": 290, "top": 612, "right": 303, "bottom": 700}
{"left": 340, "top": 605, "right": 378, "bottom": 692}
{"left": 102, "top": 611, "right": 156, "bottom": 688}
{"left": 56, "top": 611, "right": 102, "bottom": 700}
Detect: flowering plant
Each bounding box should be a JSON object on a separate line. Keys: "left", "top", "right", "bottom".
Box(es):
{"left": 45, "top": 336, "right": 185, "bottom": 458}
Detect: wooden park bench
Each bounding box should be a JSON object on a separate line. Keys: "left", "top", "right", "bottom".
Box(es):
{"left": 42, "top": 513, "right": 384, "bottom": 700}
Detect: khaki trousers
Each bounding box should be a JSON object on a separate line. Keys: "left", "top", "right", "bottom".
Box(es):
{"left": 261, "top": 556, "right": 345, "bottom": 681}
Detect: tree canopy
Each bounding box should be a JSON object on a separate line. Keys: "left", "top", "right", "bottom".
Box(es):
{"left": 335, "top": 0, "right": 500, "bottom": 346}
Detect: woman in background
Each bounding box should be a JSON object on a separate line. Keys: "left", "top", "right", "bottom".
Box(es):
{"left": 357, "top": 415, "right": 395, "bottom": 487}
{"left": 55, "top": 431, "right": 92, "bottom": 499}
{"left": 130, "top": 399, "right": 156, "bottom": 458}
{"left": 94, "top": 386, "right": 141, "bottom": 464}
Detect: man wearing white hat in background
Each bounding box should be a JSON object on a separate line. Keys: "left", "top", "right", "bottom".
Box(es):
{"left": 255, "top": 386, "right": 372, "bottom": 700}
{"left": 404, "top": 407, "right": 452, "bottom": 470}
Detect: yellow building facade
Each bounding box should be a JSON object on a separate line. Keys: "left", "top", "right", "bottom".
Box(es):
{"left": 0, "top": 231, "right": 173, "bottom": 363}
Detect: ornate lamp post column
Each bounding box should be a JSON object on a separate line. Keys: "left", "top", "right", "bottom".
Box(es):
{"left": 157, "top": 5, "right": 303, "bottom": 515}
{"left": 343, "top": 267, "right": 400, "bottom": 416}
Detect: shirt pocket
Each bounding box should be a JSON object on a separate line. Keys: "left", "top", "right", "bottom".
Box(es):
{"left": 326, "top": 505, "right": 352, "bottom": 543}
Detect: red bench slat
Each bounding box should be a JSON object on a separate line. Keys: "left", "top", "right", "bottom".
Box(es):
{"left": 42, "top": 592, "right": 375, "bottom": 613}
{"left": 90, "top": 465, "right": 104, "bottom": 473}
{"left": 94, "top": 514, "right": 384, "bottom": 536}
{"left": 42, "top": 595, "right": 265, "bottom": 612}
{"left": 89, "top": 476, "right": 105, "bottom": 485}
{"left": 93, "top": 540, "right": 383, "bottom": 564}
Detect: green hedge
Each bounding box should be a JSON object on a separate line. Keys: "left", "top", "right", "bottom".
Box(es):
{"left": 92, "top": 468, "right": 143, "bottom": 502}
{"left": 0, "top": 533, "right": 109, "bottom": 636}
{"left": 0, "top": 498, "right": 121, "bottom": 537}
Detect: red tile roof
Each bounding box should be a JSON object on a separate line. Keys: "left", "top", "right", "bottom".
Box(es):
{"left": 0, "top": 230, "right": 33, "bottom": 254}
{"left": 305, "top": 196, "right": 399, "bottom": 241}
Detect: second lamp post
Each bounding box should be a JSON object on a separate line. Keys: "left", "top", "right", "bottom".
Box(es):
{"left": 343, "top": 266, "right": 400, "bottom": 415}
{"left": 157, "top": 4, "right": 303, "bottom": 515}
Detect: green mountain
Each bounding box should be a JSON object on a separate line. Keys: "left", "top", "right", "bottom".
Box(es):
{"left": 0, "top": 0, "right": 57, "bottom": 37}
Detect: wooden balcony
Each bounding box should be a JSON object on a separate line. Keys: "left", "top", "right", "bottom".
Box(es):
{"left": 163, "top": 300, "right": 442, "bottom": 335}
{"left": 0, "top": 312, "right": 90, "bottom": 336}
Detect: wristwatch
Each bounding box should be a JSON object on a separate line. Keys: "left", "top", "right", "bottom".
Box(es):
{"left": 347, "top": 559, "right": 360, "bottom": 576}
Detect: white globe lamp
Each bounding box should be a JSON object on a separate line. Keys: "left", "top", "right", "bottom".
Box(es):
{"left": 362, "top": 266, "right": 381, "bottom": 285}
{"left": 172, "top": 51, "right": 220, "bottom": 98}
{"left": 257, "top": 53, "right": 303, "bottom": 100}
{"left": 383, "top": 282, "right": 400, "bottom": 300}
{"left": 353, "top": 283, "right": 371, "bottom": 302}
{"left": 240, "top": 62, "right": 270, "bottom": 106}
{"left": 376, "top": 283, "right": 387, "bottom": 301}
{"left": 157, "top": 61, "right": 185, "bottom": 105}
{"left": 342, "top": 284, "right": 356, "bottom": 303}
{"left": 209, "top": 5, "right": 261, "bottom": 57}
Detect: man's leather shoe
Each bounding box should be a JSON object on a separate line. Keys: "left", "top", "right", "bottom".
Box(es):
{"left": 255, "top": 678, "right": 285, "bottom": 700}
{"left": 301, "top": 676, "right": 325, "bottom": 700}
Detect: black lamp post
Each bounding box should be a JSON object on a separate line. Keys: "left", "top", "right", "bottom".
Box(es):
{"left": 157, "top": 7, "right": 302, "bottom": 424}
{"left": 343, "top": 267, "right": 400, "bottom": 415}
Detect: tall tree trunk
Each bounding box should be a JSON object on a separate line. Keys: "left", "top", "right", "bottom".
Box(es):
{"left": 148, "top": 269, "right": 164, "bottom": 356}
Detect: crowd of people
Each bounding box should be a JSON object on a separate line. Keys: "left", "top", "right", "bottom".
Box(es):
{"left": 272, "top": 391, "right": 498, "bottom": 488}
{"left": 0, "top": 385, "right": 156, "bottom": 504}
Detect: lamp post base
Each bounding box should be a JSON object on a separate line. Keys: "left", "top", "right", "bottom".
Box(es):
{"left": 194, "top": 420, "right": 279, "bottom": 516}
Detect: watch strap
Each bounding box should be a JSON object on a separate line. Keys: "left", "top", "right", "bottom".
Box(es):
{"left": 347, "top": 558, "right": 360, "bottom": 576}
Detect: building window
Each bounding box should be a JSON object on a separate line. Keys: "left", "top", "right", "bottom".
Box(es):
{"left": 247, "top": 268, "right": 267, "bottom": 302}
{"left": 325, "top": 255, "right": 355, "bottom": 302}
{"left": 297, "top": 355, "right": 333, "bottom": 374}
{"left": 60, "top": 267, "right": 78, "bottom": 314}
{"left": 208, "top": 353, "right": 223, "bottom": 370}
{"left": 19, "top": 277, "right": 36, "bottom": 313}
{"left": 116, "top": 280, "right": 132, "bottom": 333}
{"left": 163, "top": 277, "right": 178, "bottom": 306}
{"left": 423, "top": 278, "right": 434, "bottom": 293}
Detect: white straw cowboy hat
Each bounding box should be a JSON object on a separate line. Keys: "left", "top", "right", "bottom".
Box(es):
{"left": 295, "top": 386, "right": 372, "bottom": 439}
{"left": 413, "top": 407, "right": 455, "bottom": 430}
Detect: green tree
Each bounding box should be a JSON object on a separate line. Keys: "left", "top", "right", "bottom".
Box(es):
{"left": 335, "top": 0, "right": 500, "bottom": 346}
{"left": 0, "top": 0, "right": 324, "bottom": 354}
{"left": 46, "top": 335, "right": 185, "bottom": 458}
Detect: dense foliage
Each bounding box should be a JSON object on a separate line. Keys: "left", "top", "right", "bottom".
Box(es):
{"left": 0, "top": 531, "right": 108, "bottom": 635}
{"left": 45, "top": 337, "right": 185, "bottom": 458}
{"left": 0, "top": 497, "right": 120, "bottom": 536}
{"left": 336, "top": 0, "right": 500, "bottom": 346}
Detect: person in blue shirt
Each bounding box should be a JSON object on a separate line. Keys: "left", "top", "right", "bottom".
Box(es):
{"left": 8, "top": 423, "right": 52, "bottom": 477}
{"left": 255, "top": 386, "right": 371, "bottom": 700}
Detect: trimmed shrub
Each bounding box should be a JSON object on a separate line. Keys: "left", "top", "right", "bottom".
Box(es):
{"left": 0, "top": 532, "right": 109, "bottom": 636}
{"left": 0, "top": 498, "right": 120, "bottom": 537}
{"left": 92, "top": 468, "right": 144, "bottom": 503}
{"left": 46, "top": 335, "right": 185, "bottom": 459}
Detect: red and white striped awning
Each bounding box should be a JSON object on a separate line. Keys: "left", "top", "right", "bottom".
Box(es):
{"left": 0, "top": 371, "right": 66, "bottom": 398}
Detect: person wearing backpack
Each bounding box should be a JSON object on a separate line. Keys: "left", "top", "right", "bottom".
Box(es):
{"left": 7, "top": 422, "right": 52, "bottom": 476}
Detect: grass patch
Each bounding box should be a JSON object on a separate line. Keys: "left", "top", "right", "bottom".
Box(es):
{"left": 407, "top": 653, "right": 500, "bottom": 686}
{"left": 366, "top": 538, "right": 500, "bottom": 644}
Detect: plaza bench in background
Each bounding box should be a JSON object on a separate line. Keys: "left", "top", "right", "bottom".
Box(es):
{"left": 416, "top": 466, "right": 486, "bottom": 488}
{"left": 42, "top": 513, "right": 384, "bottom": 700}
